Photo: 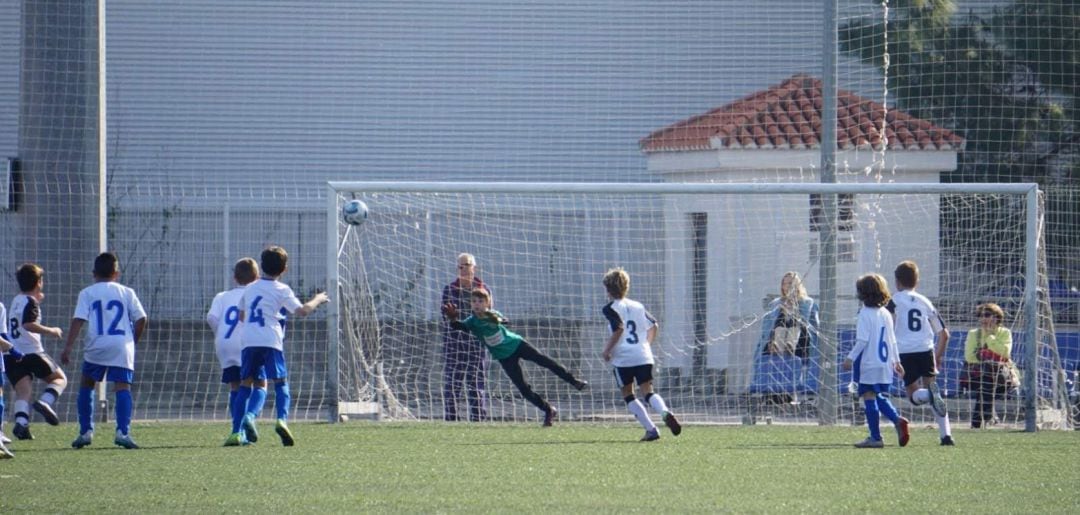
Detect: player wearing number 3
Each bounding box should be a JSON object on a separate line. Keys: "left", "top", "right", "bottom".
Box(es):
{"left": 234, "top": 246, "right": 328, "bottom": 447}
{"left": 601, "top": 267, "right": 681, "bottom": 441}
{"left": 207, "top": 257, "right": 268, "bottom": 446}
{"left": 61, "top": 252, "right": 149, "bottom": 450}
{"left": 843, "top": 273, "right": 909, "bottom": 449}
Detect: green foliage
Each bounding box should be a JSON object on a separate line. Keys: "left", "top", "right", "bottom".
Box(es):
{"left": 3, "top": 422, "right": 1078, "bottom": 512}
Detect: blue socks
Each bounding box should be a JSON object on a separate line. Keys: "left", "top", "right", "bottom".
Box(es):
{"left": 115, "top": 389, "right": 133, "bottom": 435}
{"left": 274, "top": 382, "right": 291, "bottom": 420}
{"left": 78, "top": 387, "right": 94, "bottom": 434}
{"left": 233, "top": 386, "right": 251, "bottom": 433}
{"left": 876, "top": 396, "right": 900, "bottom": 424}
{"left": 863, "top": 399, "right": 881, "bottom": 441}
{"left": 247, "top": 387, "right": 267, "bottom": 418}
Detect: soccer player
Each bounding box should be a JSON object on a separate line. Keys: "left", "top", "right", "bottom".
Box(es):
{"left": 4, "top": 263, "right": 67, "bottom": 441}
{"left": 442, "top": 288, "right": 587, "bottom": 427}
{"left": 60, "top": 252, "right": 149, "bottom": 450}
{"left": 601, "top": 267, "right": 681, "bottom": 441}
{"left": 888, "top": 260, "right": 954, "bottom": 446}
{"left": 0, "top": 332, "right": 24, "bottom": 458}
{"left": 233, "top": 246, "right": 328, "bottom": 447}
{"left": 207, "top": 257, "right": 269, "bottom": 446}
{"left": 843, "top": 273, "right": 909, "bottom": 449}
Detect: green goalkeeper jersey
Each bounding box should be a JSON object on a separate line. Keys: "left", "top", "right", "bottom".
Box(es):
{"left": 456, "top": 310, "right": 523, "bottom": 360}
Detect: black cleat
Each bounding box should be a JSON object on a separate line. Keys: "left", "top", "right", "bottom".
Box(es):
{"left": 663, "top": 412, "right": 682, "bottom": 436}
{"left": 940, "top": 435, "right": 956, "bottom": 446}
{"left": 573, "top": 380, "right": 589, "bottom": 392}
{"left": 640, "top": 428, "right": 660, "bottom": 442}
{"left": 542, "top": 407, "right": 557, "bottom": 427}
{"left": 33, "top": 400, "right": 60, "bottom": 426}
{"left": 12, "top": 423, "right": 32, "bottom": 441}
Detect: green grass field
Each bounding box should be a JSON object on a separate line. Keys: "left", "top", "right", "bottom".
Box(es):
{"left": 2, "top": 421, "right": 1078, "bottom": 513}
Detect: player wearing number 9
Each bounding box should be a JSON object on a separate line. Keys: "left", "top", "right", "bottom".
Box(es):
{"left": 61, "top": 252, "right": 149, "bottom": 450}
{"left": 207, "top": 257, "right": 268, "bottom": 446}
{"left": 843, "top": 273, "right": 909, "bottom": 449}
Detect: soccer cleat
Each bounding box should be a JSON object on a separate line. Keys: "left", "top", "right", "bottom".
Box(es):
{"left": 640, "top": 428, "right": 661, "bottom": 442}
{"left": 542, "top": 407, "right": 557, "bottom": 427}
{"left": 242, "top": 413, "right": 259, "bottom": 443}
{"left": 224, "top": 432, "right": 248, "bottom": 447}
{"left": 940, "top": 435, "right": 956, "bottom": 446}
{"left": 275, "top": 419, "right": 295, "bottom": 447}
{"left": 854, "top": 437, "right": 884, "bottom": 448}
{"left": 663, "top": 412, "right": 682, "bottom": 436}
{"left": 12, "top": 423, "right": 32, "bottom": 441}
{"left": 33, "top": 400, "right": 60, "bottom": 426}
{"left": 71, "top": 431, "right": 94, "bottom": 449}
{"left": 0, "top": 441, "right": 13, "bottom": 459}
{"left": 114, "top": 432, "right": 139, "bottom": 449}
{"left": 926, "top": 382, "right": 948, "bottom": 418}
{"left": 573, "top": 380, "right": 589, "bottom": 392}
{"left": 0, "top": 432, "right": 10, "bottom": 444}
{"left": 896, "top": 417, "right": 911, "bottom": 447}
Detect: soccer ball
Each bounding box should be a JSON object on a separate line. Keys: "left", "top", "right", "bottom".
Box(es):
{"left": 342, "top": 199, "right": 369, "bottom": 225}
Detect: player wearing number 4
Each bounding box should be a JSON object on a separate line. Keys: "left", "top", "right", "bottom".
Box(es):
{"left": 4, "top": 263, "right": 66, "bottom": 441}
{"left": 888, "top": 260, "right": 954, "bottom": 446}
{"left": 442, "top": 288, "right": 587, "bottom": 427}
{"left": 233, "top": 246, "right": 328, "bottom": 447}
{"left": 208, "top": 258, "right": 269, "bottom": 446}
{"left": 843, "top": 273, "right": 909, "bottom": 449}
{"left": 61, "top": 252, "right": 149, "bottom": 450}
{"left": 601, "top": 267, "right": 681, "bottom": 442}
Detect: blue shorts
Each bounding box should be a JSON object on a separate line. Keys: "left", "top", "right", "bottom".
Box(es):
{"left": 82, "top": 361, "right": 135, "bottom": 384}
{"left": 856, "top": 383, "right": 892, "bottom": 396}
{"left": 241, "top": 347, "right": 287, "bottom": 381}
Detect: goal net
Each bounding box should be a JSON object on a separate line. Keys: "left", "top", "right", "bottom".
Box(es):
{"left": 329, "top": 181, "right": 1072, "bottom": 429}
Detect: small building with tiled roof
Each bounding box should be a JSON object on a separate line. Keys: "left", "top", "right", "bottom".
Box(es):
{"left": 641, "top": 75, "right": 963, "bottom": 385}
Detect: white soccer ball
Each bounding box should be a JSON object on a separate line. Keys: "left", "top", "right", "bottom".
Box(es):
{"left": 342, "top": 199, "right": 369, "bottom": 226}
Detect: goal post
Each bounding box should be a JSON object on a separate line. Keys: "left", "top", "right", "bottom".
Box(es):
{"left": 327, "top": 181, "right": 1063, "bottom": 431}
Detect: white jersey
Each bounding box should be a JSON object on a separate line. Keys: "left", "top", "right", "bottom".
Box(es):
{"left": 890, "top": 290, "right": 946, "bottom": 354}
{"left": 73, "top": 281, "right": 147, "bottom": 370}
{"left": 239, "top": 278, "right": 302, "bottom": 351}
{"left": 9, "top": 294, "right": 45, "bottom": 355}
{"left": 849, "top": 306, "right": 899, "bottom": 385}
{"left": 0, "top": 302, "right": 6, "bottom": 373}
{"left": 207, "top": 287, "right": 246, "bottom": 369}
{"left": 602, "top": 297, "right": 657, "bottom": 367}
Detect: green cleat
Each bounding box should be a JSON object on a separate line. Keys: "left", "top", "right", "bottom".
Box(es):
{"left": 224, "top": 432, "right": 248, "bottom": 447}
{"left": 275, "top": 419, "right": 295, "bottom": 447}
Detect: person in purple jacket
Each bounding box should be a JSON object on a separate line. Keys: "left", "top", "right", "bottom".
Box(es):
{"left": 440, "top": 253, "right": 490, "bottom": 422}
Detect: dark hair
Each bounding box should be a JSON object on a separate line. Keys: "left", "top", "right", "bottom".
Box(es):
{"left": 261, "top": 246, "right": 288, "bottom": 276}
{"left": 234, "top": 257, "right": 259, "bottom": 285}
{"left": 15, "top": 263, "right": 43, "bottom": 292}
{"left": 976, "top": 302, "right": 1005, "bottom": 324}
{"left": 93, "top": 252, "right": 120, "bottom": 279}
{"left": 856, "top": 273, "right": 891, "bottom": 308}
{"left": 470, "top": 288, "right": 491, "bottom": 301}
{"left": 894, "top": 260, "right": 919, "bottom": 290}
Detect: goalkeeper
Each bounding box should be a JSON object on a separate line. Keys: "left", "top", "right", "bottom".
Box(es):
{"left": 442, "top": 288, "right": 587, "bottom": 426}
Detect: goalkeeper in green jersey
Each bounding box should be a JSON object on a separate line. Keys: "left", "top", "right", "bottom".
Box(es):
{"left": 442, "top": 288, "right": 587, "bottom": 426}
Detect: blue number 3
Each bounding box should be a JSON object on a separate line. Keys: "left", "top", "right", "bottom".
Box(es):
{"left": 91, "top": 300, "right": 127, "bottom": 336}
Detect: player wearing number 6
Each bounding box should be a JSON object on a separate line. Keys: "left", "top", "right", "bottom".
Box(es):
{"left": 61, "top": 252, "right": 149, "bottom": 450}
{"left": 207, "top": 257, "right": 268, "bottom": 446}
{"left": 601, "top": 268, "right": 681, "bottom": 441}
{"left": 843, "top": 273, "right": 908, "bottom": 449}
{"left": 234, "top": 246, "right": 328, "bottom": 447}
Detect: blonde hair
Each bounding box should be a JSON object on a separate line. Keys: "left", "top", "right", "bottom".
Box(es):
{"left": 780, "top": 271, "right": 808, "bottom": 302}
{"left": 602, "top": 267, "right": 630, "bottom": 299}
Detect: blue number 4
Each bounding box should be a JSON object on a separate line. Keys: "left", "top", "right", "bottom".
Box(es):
{"left": 248, "top": 296, "right": 266, "bottom": 327}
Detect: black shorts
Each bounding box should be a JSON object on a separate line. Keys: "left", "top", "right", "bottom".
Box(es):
{"left": 899, "top": 350, "right": 936, "bottom": 387}
{"left": 4, "top": 353, "right": 61, "bottom": 385}
{"left": 613, "top": 364, "right": 654, "bottom": 388}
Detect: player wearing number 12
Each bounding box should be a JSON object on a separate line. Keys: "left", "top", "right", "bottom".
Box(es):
{"left": 601, "top": 267, "right": 680, "bottom": 442}
{"left": 60, "top": 252, "right": 149, "bottom": 450}
{"left": 843, "top": 273, "right": 909, "bottom": 449}
{"left": 207, "top": 257, "right": 268, "bottom": 446}
{"left": 234, "top": 246, "right": 328, "bottom": 447}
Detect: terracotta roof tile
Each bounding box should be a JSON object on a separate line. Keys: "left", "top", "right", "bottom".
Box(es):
{"left": 640, "top": 74, "right": 965, "bottom": 153}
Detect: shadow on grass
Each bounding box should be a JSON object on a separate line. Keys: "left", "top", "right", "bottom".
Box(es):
{"left": 456, "top": 438, "right": 641, "bottom": 446}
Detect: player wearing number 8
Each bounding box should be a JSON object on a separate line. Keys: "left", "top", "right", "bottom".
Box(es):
{"left": 235, "top": 246, "right": 328, "bottom": 447}
{"left": 61, "top": 252, "right": 149, "bottom": 450}
{"left": 843, "top": 273, "right": 908, "bottom": 449}
{"left": 207, "top": 258, "right": 268, "bottom": 446}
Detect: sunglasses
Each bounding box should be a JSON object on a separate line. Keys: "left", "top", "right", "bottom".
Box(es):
{"left": 979, "top": 312, "right": 996, "bottom": 318}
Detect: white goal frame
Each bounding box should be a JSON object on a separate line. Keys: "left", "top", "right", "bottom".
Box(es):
{"left": 326, "top": 181, "right": 1042, "bottom": 430}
